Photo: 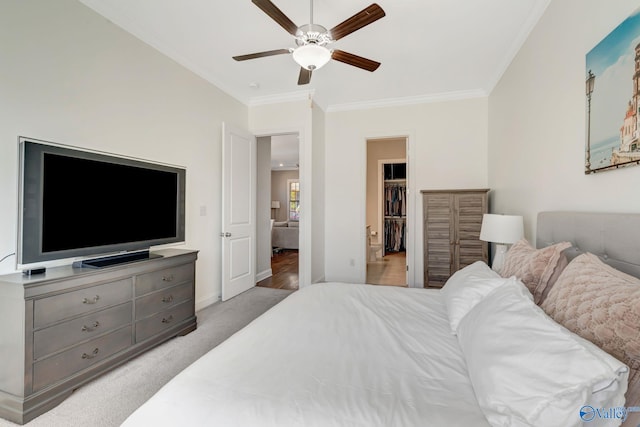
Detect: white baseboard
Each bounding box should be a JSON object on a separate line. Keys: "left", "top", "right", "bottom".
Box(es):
{"left": 196, "top": 268, "right": 273, "bottom": 312}
{"left": 256, "top": 268, "right": 272, "bottom": 283}
{"left": 195, "top": 294, "right": 220, "bottom": 312}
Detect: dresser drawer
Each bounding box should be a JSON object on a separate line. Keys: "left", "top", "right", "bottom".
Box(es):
{"left": 135, "top": 282, "right": 193, "bottom": 320}
{"left": 33, "top": 302, "right": 133, "bottom": 360}
{"left": 32, "top": 326, "right": 132, "bottom": 392}
{"left": 34, "top": 278, "right": 133, "bottom": 328}
{"left": 135, "top": 264, "right": 194, "bottom": 296}
{"left": 135, "top": 300, "right": 193, "bottom": 342}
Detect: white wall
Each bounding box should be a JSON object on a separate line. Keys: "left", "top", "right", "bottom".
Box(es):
{"left": 488, "top": 0, "right": 640, "bottom": 241}
{"left": 311, "top": 102, "right": 326, "bottom": 283}
{"left": 324, "top": 98, "right": 489, "bottom": 286}
{"left": 0, "top": 0, "right": 248, "bottom": 309}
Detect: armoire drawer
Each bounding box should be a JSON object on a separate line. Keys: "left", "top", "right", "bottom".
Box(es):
{"left": 135, "top": 282, "right": 193, "bottom": 320}
{"left": 34, "top": 278, "right": 133, "bottom": 327}
{"left": 33, "top": 302, "right": 133, "bottom": 360}
{"left": 135, "top": 263, "right": 194, "bottom": 296}
{"left": 32, "top": 325, "right": 132, "bottom": 392}
{"left": 135, "top": 300, "right": 193, "bottom": 343}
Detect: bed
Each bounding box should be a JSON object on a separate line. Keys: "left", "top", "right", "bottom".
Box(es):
{"left": 123, "top": 212, "right": 640, "bottom": 427}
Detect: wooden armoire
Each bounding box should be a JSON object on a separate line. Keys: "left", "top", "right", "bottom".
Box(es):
{"left": 421, "top": 189, "right": 489, "bottom": 288}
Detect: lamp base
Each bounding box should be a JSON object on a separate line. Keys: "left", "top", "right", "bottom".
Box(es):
{"left": 491, "top": 244, "right": 509, "bottom": 273}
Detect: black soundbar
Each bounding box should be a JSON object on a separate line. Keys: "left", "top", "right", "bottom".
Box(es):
{"left": 73, "top": 250, "right": 162, "bottom": 269}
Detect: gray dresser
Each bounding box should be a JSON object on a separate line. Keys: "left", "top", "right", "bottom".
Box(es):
{"left": 0, "top": 248, "right": 198, "bottom": 424}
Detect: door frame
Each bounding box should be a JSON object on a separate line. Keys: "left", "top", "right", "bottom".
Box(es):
{"left": 253, "top": 126, "right": 309, "bottom": 288}
{"left": 361, "top": 132, "right": 417, "bottom": 287}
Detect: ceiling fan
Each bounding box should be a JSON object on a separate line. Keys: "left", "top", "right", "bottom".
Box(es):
{"left": 233, "top": 0, "right": 385, "bottom": 85}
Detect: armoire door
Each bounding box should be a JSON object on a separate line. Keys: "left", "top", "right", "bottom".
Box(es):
{"left": 422, "top": 189, "right": 489, "bottom": 288}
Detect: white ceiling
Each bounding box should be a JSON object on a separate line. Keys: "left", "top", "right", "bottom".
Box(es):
{"left": 79, "top": 0, "right": 550, "bottom": 111}
{"left": 270, "top": 134, "right": 299, "bottom": 171}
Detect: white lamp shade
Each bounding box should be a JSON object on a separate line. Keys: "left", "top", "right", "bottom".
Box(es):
{"left": 292, "top": 44, "right": 331, "bottom": 70}
{"left": 479, "top": 214, "right": 524, "bottom": 244}
{"left": 271, "top": 201, "right": 280, "bottom": 209}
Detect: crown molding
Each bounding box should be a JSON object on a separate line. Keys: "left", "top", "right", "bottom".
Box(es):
{"left": 324, "top": 89, "right": 488, "bottom": 113}
{"left": 79, "top": 0, "right": 247, "bottom": 106}
{"left": 484, "top": 0, "right": 552, "bottom": 94}
{"left": 248, "top": 90, "right": 315, "bottom": 107}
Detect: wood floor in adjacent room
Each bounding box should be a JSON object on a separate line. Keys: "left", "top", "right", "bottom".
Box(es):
{"left": 258, "top": 249, "right": 406, "bottom": 290}
{"left": 366, "top": 251, "right": 407, "bottom": 287}
{"left": 257, "top": 249, "right": 299, "bottom": 290}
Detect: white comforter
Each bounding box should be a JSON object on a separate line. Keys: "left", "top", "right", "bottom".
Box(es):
{"left": 123, "top": 283, "right": 489, "bottom": 426}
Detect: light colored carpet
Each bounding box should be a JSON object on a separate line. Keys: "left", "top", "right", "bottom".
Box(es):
{"left": 0, "top": 287, "right": 293, "bottom": 427}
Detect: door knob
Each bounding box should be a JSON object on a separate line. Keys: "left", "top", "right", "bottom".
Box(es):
{"left": 219, "top": 232, "right": 232, "bottom": 237}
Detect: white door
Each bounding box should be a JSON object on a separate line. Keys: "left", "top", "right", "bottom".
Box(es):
{"left": 221, "top": 122, "right": 256, "bottom": 301}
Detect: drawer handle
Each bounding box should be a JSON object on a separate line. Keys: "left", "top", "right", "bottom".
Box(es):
{"left": 162, "top": 275, "right": 174, "bottom": 282}
{"left": 81, "top": 321, "right": 100, "bottom": 332}
{"left": 81, "top": 348, "right": 99, "bottom": 360}
{"left": 83, "top": 295, "right": 100, "bottom": 305}
{"left": 162, "top": 315, "right": 174, "bottom": 324}
{"left": 162, "top": 295, "right": 174, "bottom": 303}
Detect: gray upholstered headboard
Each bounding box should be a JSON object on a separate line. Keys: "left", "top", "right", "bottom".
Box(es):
{"left": 536, "top": 211, "right": 640, "bottom": 280}
{"left": 537, "top": 211, "right": 640, "bottom": 426}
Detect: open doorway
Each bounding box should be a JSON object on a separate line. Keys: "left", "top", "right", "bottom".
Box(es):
{"left": 257, "top": 133, "right": 299, "bottom": 290}
{"left": 366, "top": 138, "right": 407, "bottom": 287}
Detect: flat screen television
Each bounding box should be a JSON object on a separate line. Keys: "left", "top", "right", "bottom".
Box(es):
{"left": 18, "top": 137, "right": 186, "bottom": 267}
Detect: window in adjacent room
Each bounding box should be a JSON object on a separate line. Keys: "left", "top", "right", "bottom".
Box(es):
{"left": 288, "top": 179, "right": 300, "bottom": 221}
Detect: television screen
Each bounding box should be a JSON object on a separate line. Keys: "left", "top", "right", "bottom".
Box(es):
{"left": 19, "top": 138, "right": 186, "bottom": 265}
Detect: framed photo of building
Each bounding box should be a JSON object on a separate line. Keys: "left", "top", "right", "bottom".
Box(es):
{"left": 585, "top": 7, "right": 640, "bottom": 174}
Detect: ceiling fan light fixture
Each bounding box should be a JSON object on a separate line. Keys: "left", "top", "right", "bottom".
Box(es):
{"left": 292, "top": 44, "right": 331, "bottom": 71}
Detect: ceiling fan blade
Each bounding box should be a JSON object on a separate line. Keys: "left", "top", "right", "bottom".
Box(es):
{"left": 329, "top": 3, "right": 385, "bottom": 41}
{"left": 252, "top": 0, "right": 299, "bottom": 36}
{"left": 331, "top": 50, "right": 380, "bottom": 72}
{"left": 298, "top": 68, "right": 312, "bottom": 85}
{"left": 233, "top": 49, "right": 290, "bottom": 61}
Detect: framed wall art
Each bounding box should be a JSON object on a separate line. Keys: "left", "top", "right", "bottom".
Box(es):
{"left": 586, "top": 7, "right": 640, "bottom": 174}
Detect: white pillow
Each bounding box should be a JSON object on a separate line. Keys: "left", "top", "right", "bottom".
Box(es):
{"left": 457, "top": 278, "right": 629, "bottom": 427}
{"left": 441, "top": 261, "right": 511, "bottom": 334}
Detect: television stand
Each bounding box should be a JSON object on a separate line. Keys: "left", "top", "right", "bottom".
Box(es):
{"left": 0, "top": 248, "right": 197, "bottom": 424}
{"left": 73, "top": 250, "right": 162, "bottom": 268}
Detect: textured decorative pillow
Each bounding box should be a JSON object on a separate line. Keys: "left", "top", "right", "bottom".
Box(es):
{"left": 539, "top": 252, "right": 568, "bottom": 305}
{"left": 500, "top": 239, "right": 571, "bottom": 304}
{"left": 441, "top": 261, "right": 510, "bottom": 334}
{"left": 541, "top": 253, "right": 640, "bottom": 412}
{"left": 458, "top": 277, "right": 629, "bottom": 427}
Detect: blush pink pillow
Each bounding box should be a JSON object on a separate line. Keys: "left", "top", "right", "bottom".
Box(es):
{"left": 499, "top": 239, "right": 571, "bottom": 304}
{"left": 541, "top": 253, "right": 640, "bottom": 414}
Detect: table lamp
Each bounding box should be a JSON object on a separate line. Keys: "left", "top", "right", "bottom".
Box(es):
{"left": 479, "top": 214, "right": 524, "bottom": 272}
